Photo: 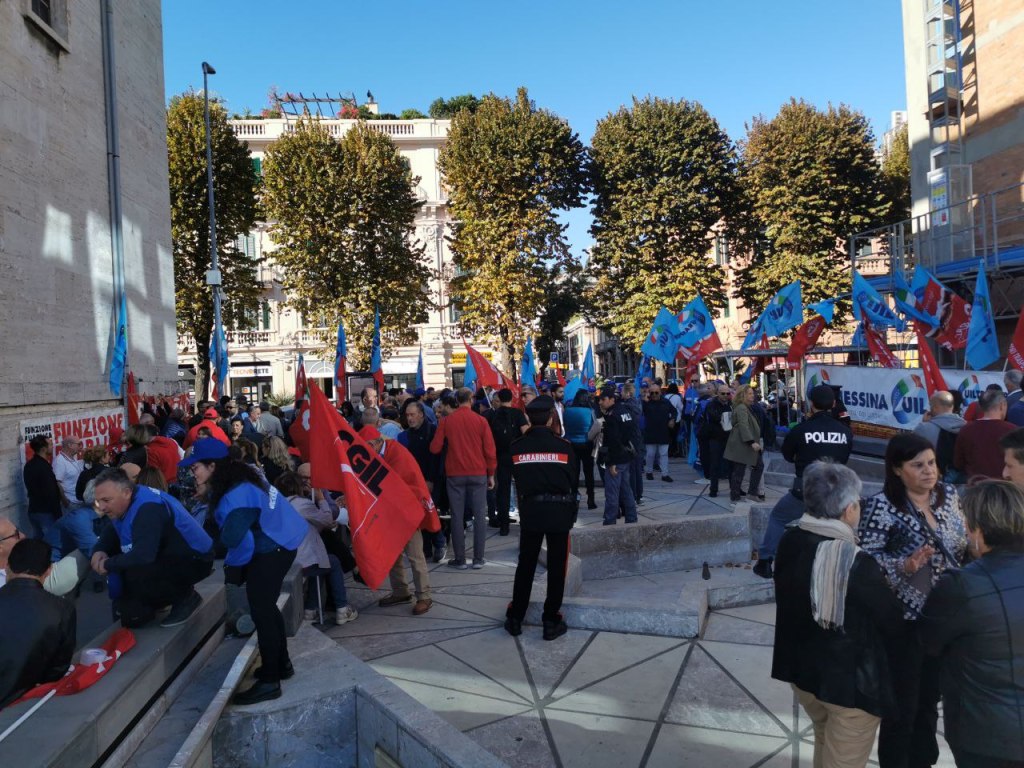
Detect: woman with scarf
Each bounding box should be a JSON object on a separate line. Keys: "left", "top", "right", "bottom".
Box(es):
{"left": 772, "top": 460, "right": 905, "bottom": 767}
{"left": 859, "top": 432, "right": 966, "bottom": 767}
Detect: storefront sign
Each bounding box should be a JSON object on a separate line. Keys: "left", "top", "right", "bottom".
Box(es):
{"left": 805, "top": 365, "right": 1005, "bottom": 430}
{"left": 450, "top": 351, "right": 493, "bottom": 365}
{"left": 19, "top": 408, "right": 125, "bottom": 464}
{"left": 228, "top": 366, "right": 272, "bottom": 378}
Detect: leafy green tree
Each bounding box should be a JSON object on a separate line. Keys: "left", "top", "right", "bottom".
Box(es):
{"left": 732, "top": 99, "right": 889, "bottom": 317}
{"left": 400, "top": 108, "right": 428, "bottom": 120}
{"left": 587, "top": 97, "right": 741, "bottom": 350}
{"left": 168, "top": 91, "right": 260, "bottom": 399}
{"left": 438, "top": 88, "right": 590, "bottom": 375}
{"left": 880, "top": 123, "right": 911, "bottom": 223}
{"left": 429, "top": 94, "right": 480, "bottom": 119}
{"left": 261, "top": 118, "right": 430, "bottom": 368}
{"left": 535, "top": 263, "right": 586, "bottom": 376}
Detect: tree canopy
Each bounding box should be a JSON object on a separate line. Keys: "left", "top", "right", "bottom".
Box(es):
{"left": 731, "top": 99, "right": 889, "bottom": 318}
{"left": 260, "top": 118, "right": 431, "bottom": 368}
{"left": 429, "top": 94, "right": 480, "bottom": 119}
{"left": 438, "top": 87, "right": 590, "bottom": 376}
{"left": 880, "top": 123, "right": 911, "bottom": 224}
{"left": 167, "top": 91, "right": 260, "bottom": 399}
{"left": 586, "top": 97, "right": 741, "bottom": 350}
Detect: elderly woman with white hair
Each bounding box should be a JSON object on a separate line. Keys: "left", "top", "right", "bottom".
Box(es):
{"left": 771, "top": 460, "right": 905, "bottom": 768}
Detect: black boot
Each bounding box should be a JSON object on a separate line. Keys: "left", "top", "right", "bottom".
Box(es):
{"left": 587, "top": 493, "right": 597, "bottom": 510}
{"left": 232, "top": 680, "right": 282, "bottom": 705}
{"left": 753, "top": 558, "right": 774, "bottom": 579}
{"left": 543, "top": 614, "right": 568, "bottom": 641}
{"left": 499, "top": 524, "right": 510, "bottom": 536}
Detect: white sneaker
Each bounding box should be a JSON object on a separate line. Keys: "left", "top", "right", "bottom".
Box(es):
{"left": 336, "top": 607, "right": 359, "bottom": 624}
{"left": 694, "top": 478, "right": 710, "bottom": 485}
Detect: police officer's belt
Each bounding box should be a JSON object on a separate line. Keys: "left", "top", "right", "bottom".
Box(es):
{"left": 525, "top": 494, "right": 575, "bottom": 503}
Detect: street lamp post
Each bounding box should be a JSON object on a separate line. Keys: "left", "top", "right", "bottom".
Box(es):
{"left": 202, "top": 61, "right": 224, "bottom": 400}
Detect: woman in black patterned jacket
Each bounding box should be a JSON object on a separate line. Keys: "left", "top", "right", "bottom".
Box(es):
{"left": 859, "top": 433, "right": 966, "bottom": 768}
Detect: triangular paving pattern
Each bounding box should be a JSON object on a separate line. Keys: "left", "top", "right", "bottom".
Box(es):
{"left": 550, "top": 632, "right": 685, "bottom": 700}
{"left": 465, "top": 710, "right": 556, "bottom": 768}
{"left": 518, "top": 629, "right": 595, "bottom": 700}
{"left": 437, "top": 627, "right": 535, "bottom": 704}
{"left": 371, "top": 644, "right": 531, "bottom": 705}
{"left": 334, "top": 625, "right": 494, "bottom": 662}
{"left": 645, "top": 723, "right": 790, "bottom": 768}
{"left": 665, "top": 643, "right": 788, "bottom": 737}
{"left": 545, "top": 710, "right": 654, "bottom": 768}
{"left": 386, "top": 678, "right": 531, "bottom": 732}
{"left": 431, "top": 593, "right": 512, "bottom": 621}
{"left": 700, "top": 640, "right": 796, "bottom": 735}
{"left": 323, "top": 612, "right": 492, "bottom": 637}
{"left": 548, "top": 643, "right": 689, "bottom": 721}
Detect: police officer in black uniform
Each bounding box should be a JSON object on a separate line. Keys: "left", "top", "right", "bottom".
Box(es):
{"left": 504, "top": 396, "right": 578, "bottom": 641}
{"left": 753, "top": 384, "right": 853, "bottom": 578}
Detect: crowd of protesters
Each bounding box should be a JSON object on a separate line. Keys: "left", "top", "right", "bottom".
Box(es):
{"left": 5, "top": 369, "right": 1024, "bottom": 767}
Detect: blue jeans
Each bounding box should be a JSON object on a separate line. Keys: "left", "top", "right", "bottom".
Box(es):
{"left": 758, "top": 492, "right": 805, "bottom": 560}
{"left": 646, "top": 444, "right": 669, "bottom": 476}
{"left": 304, "top": 554, "right": 348, "bottom": 611}
{"left": 45, "top": 505, "right": 99, "bottom": 558}
{"left": 603, "top": 462, "right": 638, "bottom": 524}
{"left": 29, "top": 512, "right": 57, "bottom": 540}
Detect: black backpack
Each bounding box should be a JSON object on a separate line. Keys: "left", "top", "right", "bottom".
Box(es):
{"left": 488, "top": 408, "right": 517, "bottom": 453}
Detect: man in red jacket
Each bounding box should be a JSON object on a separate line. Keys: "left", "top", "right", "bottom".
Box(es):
{"left": 184, "top": 408, "right": 231, "bottom": 448}
{"left": 364, "top": 427, "right": 439, "bottom": 615}
{"left": 430, "top": 388, "right": 497, "bottom": 569}
{"left": 141, "top": 424, "right": 184, "bottom": 484}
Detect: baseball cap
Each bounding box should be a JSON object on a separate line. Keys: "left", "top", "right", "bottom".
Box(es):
{"left": 203, "top": 407, "right": 219, "bottom": 418}
{"left": 414, "top": 387, "right": 427, "bottom": 397}
{"left": 361, "top": 426, "right": 382, "bottom": 441}
{"left": 179, "top": 437, "right": 229, "bottom": 467}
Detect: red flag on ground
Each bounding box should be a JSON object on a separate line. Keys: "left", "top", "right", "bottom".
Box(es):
{"left": 11, "top": 629, "right": 136, "bottom": 707}
{"left": 787, "top": 315, "right": 828, "bottom": 370}
{"left": 864, "top": 320, "right": 902, "bottom": 369}
{"left": 915, "top": 322, "right": 945, "bottom": 397}
{"left": 1009, "top": 307, "right": 1024, "bottom": 371}
{"left": 306, "top": 383, "right": 428, "bottom": 590}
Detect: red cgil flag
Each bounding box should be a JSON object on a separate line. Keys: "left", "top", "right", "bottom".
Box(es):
{"left": 787, "top": 315, "right": 828, "bottom": 370}
{"left": 125, "top": 372, "right": 141, "bottom": 426}
{"left": 11, "top": 629, "right": 136, "bottom": 707}
{"left": 306, "top": 383, "right": 428, "bottom": 590}
{"left": 288, "top": 399, "right": 311, "bottom": 463}
{"left": 914, "top": 322, "right": 946, "bottom": 397}
{"left": 864, "top": 320, "right": 902, "bottom": 369}
{"left": 463, "top": 341, "right": 511, "bottom": 390}
{"left": 1008, "top": 307, "right": 1024, "bottom": 372}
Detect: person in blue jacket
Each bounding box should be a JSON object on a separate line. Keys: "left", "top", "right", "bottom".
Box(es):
{"left": 91, "top": 467, "right": 214, "bottom": 628}
{"left": 181, "top": 438, "right": 307, "bottom": 705}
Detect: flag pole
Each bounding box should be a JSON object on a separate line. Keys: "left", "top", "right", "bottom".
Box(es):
{"left": 0, "top": 690, "right": 57, "bottom": 743}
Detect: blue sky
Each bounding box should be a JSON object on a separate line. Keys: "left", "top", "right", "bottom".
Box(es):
{"left": 163, "top": 1, "right": 908, "bottom": 256}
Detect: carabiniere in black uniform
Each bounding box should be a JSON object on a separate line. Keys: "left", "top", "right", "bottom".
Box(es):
{"left": 505, "top": 395, "right": 579, "bottom": 641}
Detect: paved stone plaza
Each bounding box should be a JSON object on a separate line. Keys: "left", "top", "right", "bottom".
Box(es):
{"left": 327, "top": 456, "right": 958, "bottom": 768}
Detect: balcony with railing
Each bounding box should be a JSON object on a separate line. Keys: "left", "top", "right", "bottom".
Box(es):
{"left": 229, "top": 118, "right": 450, "bottom": 142}
{"left": 850, "top": 181, "right": 1024, "bottom": 287}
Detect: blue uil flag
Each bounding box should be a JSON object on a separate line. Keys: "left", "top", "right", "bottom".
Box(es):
{"left": 853, "top": 270, "right": 906, "bottom": 331}
{"left": 966, "top": 261, "right": 999, "bottom": 370}
{"left": 640, "top": 307, "right": 680, "bottom": 364}
{"left": 760, "top": 280, "right": 803, "bottom": 337}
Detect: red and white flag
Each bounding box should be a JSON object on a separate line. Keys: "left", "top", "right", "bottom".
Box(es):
{"left": 1009, "top": 307, "right": 1024, "bottom": 372}
{"left": 787, "top": 316, "right": 827, "bottom": 370}
{"left": 306, "top": 383, "right": 429, "bottom": 589}
{"left": 11, "top": 629, "right": 136, "bottom": 707}
{"left": 294, "top": 353, "right": 308, "bottom": 404}
{"left": 864, "top": 320, "right": 902, "bottom": 369}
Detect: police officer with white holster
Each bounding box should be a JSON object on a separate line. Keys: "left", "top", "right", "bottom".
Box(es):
{"left": 504, "top": 396, "right": 578, "bottom": 641}
{"left": 753, "top": 384, "right": 853, "bottom": 578}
